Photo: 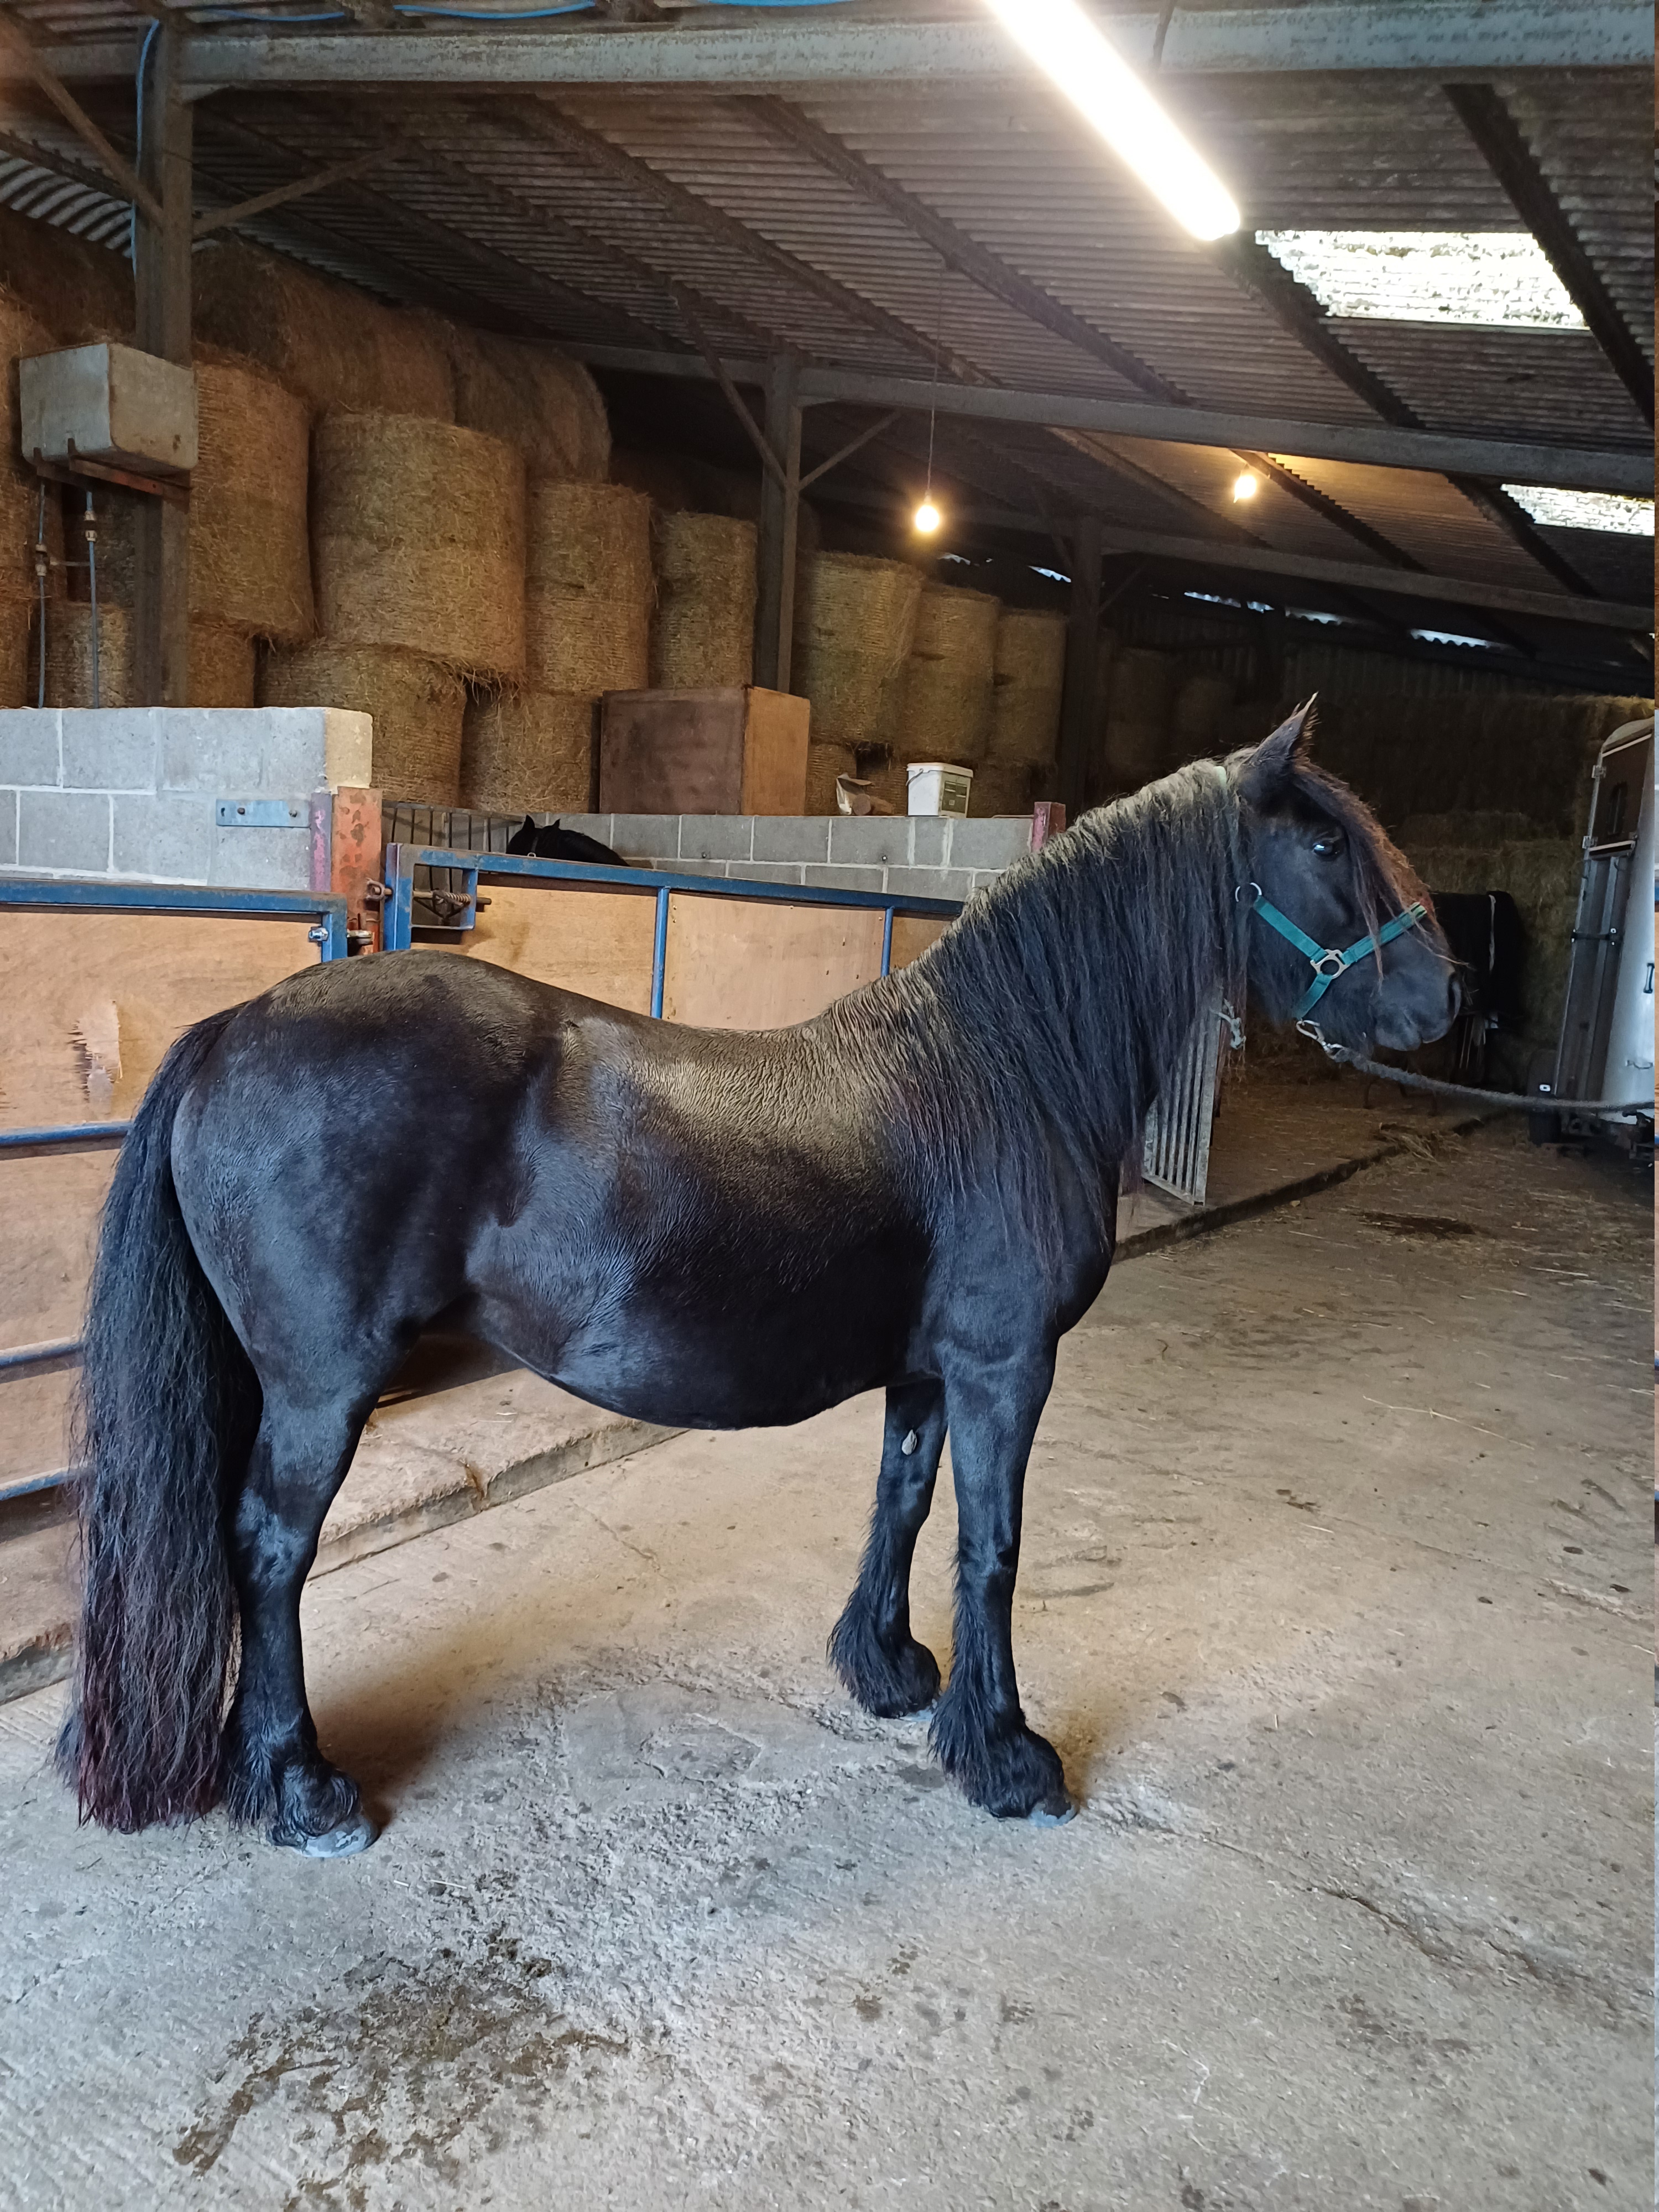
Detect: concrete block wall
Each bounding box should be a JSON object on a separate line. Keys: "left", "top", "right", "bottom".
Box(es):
{"left": 557, "top": 812, "right": 1039, "bottom": 904}
{"left": 0, "top": 708, "right": 372, "bottom": 890}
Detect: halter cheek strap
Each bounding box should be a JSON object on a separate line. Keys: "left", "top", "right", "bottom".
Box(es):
{"left": 1251, "top": 892, "right": 1430, "bottom": 1021}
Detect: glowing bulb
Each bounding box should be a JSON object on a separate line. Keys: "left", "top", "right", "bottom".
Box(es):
{"left": 914, "top": 500, "right": 942, "bottom": 535}
{"left": 1232, "top": 470, "right": 1260, "bottom": 502}
{"left": 982, "top": 0, "right": 1239, "bottom": 242}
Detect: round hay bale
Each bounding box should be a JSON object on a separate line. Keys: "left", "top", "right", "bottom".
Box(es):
{"left": 194, "top": 242, "right": 454, "bottom": 420}
{"left": 1171, "top": 671, "right": 1236, "bottom": 747}
{"left": 525, "top": 481, "right": 652, "bottom": 695}
{"left": 0, "top": 207, "right": 128, "bottom": 345}
{"left": 1102, "top": 721, "right": 1167, "bottom": 788}
{"left": 259, "top": 641, "right": 465, "bottom": 805}
{"left": 190, "top": 622, "right": 256, "bottom": 707}
{"left": 43, "top": 601, "right": 132, "bottom": 707}
{"left": 969, "top": 761, "right": 1036, "bottom": 818}
{"left": 1108, "top": 648, "right": 1175, "bottom": 728}
{"left": 0, "top": 602, "right": 29, "bottom": 707}
{"left": 448, "top": 327, "right": 609, "bottom": 483}
{"left": 460, "top": 691, "right": 594, "bottom": 815}
{"left": 805, "top": 740, "right": 858, "bottom": 817}
{"left": 0, "top": 291, "right": 58, "bottom": 607}
{"left": 988, "top": 607, "right": 1065, "bottom": 766}
{"left": 312, "top": 415, "right": 525, "bottom": 680}
{"left": 190, "top": 357, "right": 313, "bottom": 643}
{"left": 896, "top": 585, "right": 999, "bottom": 766}
{"left": 794, "top": 553, "right": 923, "bottom": 749}
{"left": 650, "top": 512, "right": 756, "bottom": 690}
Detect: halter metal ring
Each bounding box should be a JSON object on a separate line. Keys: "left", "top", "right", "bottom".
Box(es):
{"left": 1311, "top": 949, "right": 1348, "bottom": 978}
{"left": 1235, "top": 881, "right": 1263, "bottom": 905}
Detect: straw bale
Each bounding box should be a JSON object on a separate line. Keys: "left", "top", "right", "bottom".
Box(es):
{"left": 189, "top": 357, "right": 313, "bottom": 643}
{"left": 525, "top": 481, "right": 652, "bottom": 695}
{"left": 190, "top": 622, "right": 256, "bottom": 708}
{"left": 968, "top": 761, "right": 1036, "bottom": 818}
{"left": 460, "top": 690, "right": 594, "bottom": 815}
{"left": 1171, "top": 671, "right": 1235, "bottom": 745}
{"left": 793, "top": 552, "right": 922, "bottom": 749}
{"left": 0, "top": 206, "right": 129, "bottom": 345}
{"left": 312, "top": 415, "right": 525, "bottom": 680}
{"left": 650, "top": 512, "right": 755, "bottom": 690}
{"left": 447, "top": 326, "right": 609, "bottom": 482}
{"left": 805, "top": 741, "right": 858, "bottom": 817}
{"left": 0, "top": 601, "right": 28, "bottom": 706}
{"left": 42, "top": 601, "right": 132, "bottom": 707}
{"left": 895, "top": 585, "right": 998, "bottom": 766}
{"left": 0, "top": 290, "right": 57, "bottom": 606}
{"left": 1107, "top": 647, "right": 1175, "bottom": 728}
{"left": 194, "top": 242, "right": 453, "bottom": 420}
{"left": 987, "top": 608, "right": 1065, "bottom": 767}
{"left": 1399, "top": 834, "right": 1580, "bottom": 1050}
{"left": 260, "top": 640, "right": 465, "bottom": 805}
{"left": 1101, "top": 721, "right": 1167, "bottom": 788}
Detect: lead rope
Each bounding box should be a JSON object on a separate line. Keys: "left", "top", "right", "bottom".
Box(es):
{"left": 1294, "top": 1021, "right": 1652, "bottom": 1122}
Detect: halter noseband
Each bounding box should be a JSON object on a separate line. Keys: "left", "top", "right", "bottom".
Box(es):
{"left": 1246, "top": 888, "right": 1430, "bottom": 1022}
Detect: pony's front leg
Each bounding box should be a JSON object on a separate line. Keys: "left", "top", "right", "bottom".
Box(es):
{"left": 221, "top": 1394, "right": 376, "bottom": 1857}
{"left": 829, "top": 1379, "right": 946, "bottom": 1717}
{"left": 931, "top": 1353, "right": 1071, "bottom": 1821}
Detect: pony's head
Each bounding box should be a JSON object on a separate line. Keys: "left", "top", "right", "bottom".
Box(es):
{"left": 1231, "top": 700, "right": 1458, "bottom": 1053}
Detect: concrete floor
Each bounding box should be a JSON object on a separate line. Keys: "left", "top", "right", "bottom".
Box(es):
{"left": 0, "top": 1123, "right": 1648, "bottom": 2211}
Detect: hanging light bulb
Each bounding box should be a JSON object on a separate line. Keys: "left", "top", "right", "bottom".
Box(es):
{"left": 1232, "top": 469, "right": 1260, "bottom": 503}
{"left": 914, "top": 499, "right": 943, "bottom": 535}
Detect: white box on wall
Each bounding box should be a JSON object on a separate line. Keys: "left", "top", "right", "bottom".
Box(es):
{"left": 19, "top": 345, "right": 198, "bottom": 475}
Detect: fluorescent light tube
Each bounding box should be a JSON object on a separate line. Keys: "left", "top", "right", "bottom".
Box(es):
{"left": 982, "top": 0, "right": 1239, "bottom": 241}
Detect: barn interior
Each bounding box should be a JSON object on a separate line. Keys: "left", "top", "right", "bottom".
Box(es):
{"left": 0, "top": 3, "right": 1651, "bottom": 2204}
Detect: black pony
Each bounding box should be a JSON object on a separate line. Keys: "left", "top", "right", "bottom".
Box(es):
{"left": 57, "top": 706, "right": 1455, "bottom": 1855}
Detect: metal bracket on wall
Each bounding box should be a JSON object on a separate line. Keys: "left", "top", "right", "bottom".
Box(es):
{"left": 216, "top": 799, "right": 305, "bottom": 827}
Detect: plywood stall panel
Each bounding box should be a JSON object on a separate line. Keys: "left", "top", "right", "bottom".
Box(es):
{"left": 662, "top": 894, "right": 885, "bottom": 1030}
{"left": 430, "top": 883, "right": 657, "bottom": 1013}
{"left": 889, "top": 914, "right": 954, "bottom": 971}
{"left": 0, "top": 909, "right": 325, "bottom": 1487}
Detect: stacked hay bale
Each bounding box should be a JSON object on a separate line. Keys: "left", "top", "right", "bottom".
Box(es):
{"left": 894, "top": 585, "right": 999, "bottom": 770}
{"left": 1099, "top": 646, "right": 1176, "bottom": 789}
{"left": 262, "top": 414, "right": 524, "bottom": 805}
{"left": 1, "top": 289, "right": 56, "bottom": 706}
{"left": 194, "top": 243, "right": 454, "bottom": 421}
{"left": 447, "top": 326, "right": 609, "bottom": 483}
{"left": 650, "top": 512, "right": 756, "bottom": 690}
{"left": 794, "top": 552, "right": 923, "bottom": 814}
{"left": 460, "top": 480, "right": 650, "bottom": 815}
{"left": 43, "top": 603, "right": 133, "bottom": 707}
{"left": 1168, "top": 670, "right": 1237, "bottom": 763}
{"left": 977, "top": 607, "right": 1065, "bottom": 816}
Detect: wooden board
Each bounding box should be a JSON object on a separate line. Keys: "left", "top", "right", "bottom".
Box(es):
{"left": 0, "top": 909, "right": 321, "bottom": 1132}
{"left": 600, "top": 687, "right": 808, "bottom": 816}
{"left": 662, "top": 893, "right": 884, "bottom": 1030}
{"left": 0, "top": 1150, "right": 113, "bottom": 1353}
{"left": 738, "top": 688, "right": 810, "bottom": 816}
{"left": 0, "top": 1369, "right": 75, "bottom": 1489}
{"left": 429, "top": 883, "right": 656, "bottom": 1013}
{"left": 890, "top": 913, "right": 954, "bottom": 971}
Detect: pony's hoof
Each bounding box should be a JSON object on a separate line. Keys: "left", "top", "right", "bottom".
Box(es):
{"left": 1027, "top": 1799, "right": 1076, "bottom": 1828}
{"left": 273, "top": 1810, "right": 378, "bottom": 1859}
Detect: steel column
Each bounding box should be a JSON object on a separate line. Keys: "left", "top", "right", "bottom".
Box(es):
{"left": 132, "top": 20, "right": 191, "bottom": 708}
{"left": 1058, "top": 515, "right": 1103, "bottom": 822}
{"left": 754, "top": 353, "right": 802, "bottom": 694}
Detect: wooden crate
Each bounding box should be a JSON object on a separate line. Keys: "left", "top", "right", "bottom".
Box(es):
{"left": 599, "top": 687, "right": 809, "bottom": 816}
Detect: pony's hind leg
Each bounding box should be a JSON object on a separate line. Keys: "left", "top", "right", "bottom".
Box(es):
{"left": 829, "top": 1380, "right": 946, "bottom": 1718}
{"left": 221, "top": 1392, "right": 378, "bottom": 1856}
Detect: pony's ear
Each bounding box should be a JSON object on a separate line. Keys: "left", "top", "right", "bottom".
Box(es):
{"left": 1238, "top": 696, "right": 1317, "bottom": 805}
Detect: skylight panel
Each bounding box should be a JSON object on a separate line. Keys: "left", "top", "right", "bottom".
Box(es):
{"left": 1255, "top": 231, "right": 1584, "bottom": 331}
{"left": 1501, "top": 486, "right": 1655, "bottom": 536}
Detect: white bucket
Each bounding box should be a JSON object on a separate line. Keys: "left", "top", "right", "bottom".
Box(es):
{"left": 906, "top": 760, "right": 974, "bottom": 818}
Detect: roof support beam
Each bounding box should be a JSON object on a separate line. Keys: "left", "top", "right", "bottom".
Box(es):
{"left": 1444, "top": 82, "right": 1653, "bottom": 425}
{"left": 0, "top": 12, "right": 161, "bottom": 225}
{"left": 560, "top": 345, "right": 1653, "bottom": 495}
{"left": 41, "top": 7, "right": 1656, "bottom": 90}
{"left": 192, "top": 139, "right": 408, "bottom": 239}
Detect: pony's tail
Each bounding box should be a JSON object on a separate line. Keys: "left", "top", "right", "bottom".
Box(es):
{"left": 55, "top": 1007, "right": 260, "bottom": 1831}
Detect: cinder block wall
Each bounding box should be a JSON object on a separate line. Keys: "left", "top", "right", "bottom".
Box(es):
{"left": 0, "top": 708, "right": 371, "bottom": 890}
{"left": 558, "top": 812, "right": 1037, "bottom": 903}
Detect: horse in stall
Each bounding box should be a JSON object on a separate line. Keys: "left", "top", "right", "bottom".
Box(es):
{"left": 56, "top": 703, "right": 1457, "bottom": 1856}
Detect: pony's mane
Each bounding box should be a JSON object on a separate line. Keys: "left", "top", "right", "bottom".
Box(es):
{"left": 827, "top": 743, "right": 1416, "bottom": 1247}
{"left": 830, "top": 760, "right": 1248, "bottom": 1241}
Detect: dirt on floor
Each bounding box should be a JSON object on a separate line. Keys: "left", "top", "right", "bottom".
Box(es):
{"left": 0, "top": 1121, "right": 1648, "bottom": 2212}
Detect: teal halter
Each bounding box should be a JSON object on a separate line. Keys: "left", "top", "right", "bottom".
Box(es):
{"left": 1249, "top": 889, "right": 1430, "bottom": 1022}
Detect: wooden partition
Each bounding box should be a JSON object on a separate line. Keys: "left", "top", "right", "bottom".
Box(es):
{"left": 0, "top": 885, "right": 347, "bottom": 1497}
{"left": 426, "top": 883, "right": 658, "bottom": 1013}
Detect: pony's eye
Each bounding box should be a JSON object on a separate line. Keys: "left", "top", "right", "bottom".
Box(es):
{"left": 1311, "top": 832, "right": 1345, "bottom": 859}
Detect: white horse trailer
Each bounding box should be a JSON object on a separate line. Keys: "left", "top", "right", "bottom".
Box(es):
{"left": 1546, "top": 716, "right": 1655, "bottom": 1142}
